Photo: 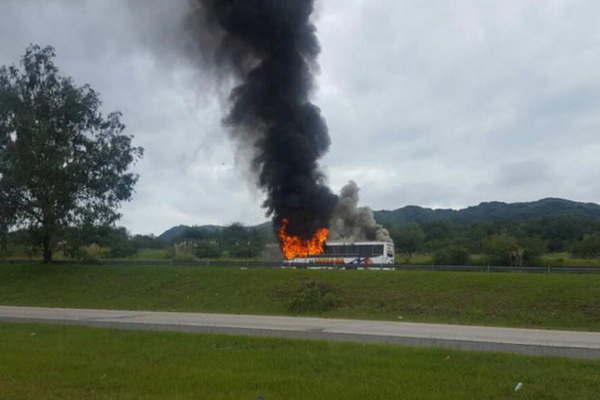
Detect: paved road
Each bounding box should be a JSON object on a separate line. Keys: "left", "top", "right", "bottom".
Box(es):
{"left": 2, "top": 306, "right": 600, "bottom": 359}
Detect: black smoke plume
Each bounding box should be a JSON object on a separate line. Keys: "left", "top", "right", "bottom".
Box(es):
{"left": 189, "top": 0, "right": 337, "bottom": 239}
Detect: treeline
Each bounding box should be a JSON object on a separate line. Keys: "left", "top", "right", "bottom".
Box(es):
{"left": 170, "top": 223, "right": 270, "bottom": 259}
{"left": 7, "top": 214, "right": 600, "bottom": 265}
{"left": 386, "top": 215, "right": 600, "bottom": 266}
{"left": 2, "top": 223, "right": 271, "bottom": 261}
{"left": 3, "top": 226, "right": 164, "bottom": 260}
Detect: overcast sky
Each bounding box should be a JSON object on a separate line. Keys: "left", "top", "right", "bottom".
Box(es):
{"left": 1, "top": 0, "right": 599, "bottom": 235}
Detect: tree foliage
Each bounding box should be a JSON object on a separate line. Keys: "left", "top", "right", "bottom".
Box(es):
{"left": 433, "top": 246, "right": 469, "bottom": 266}
{"left": 481, "top": 234, "right": 544, "bottom": 266}
{"left": 0, "top": 45, "right": 143, "bottom": 262}
{"left": 392, "top": 224, "right": 425, "bottom": 258}
{"left": 572, "top": 234, "right": 600, "bottom": 259}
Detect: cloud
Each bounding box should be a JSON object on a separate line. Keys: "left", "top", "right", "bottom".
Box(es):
{"left": 1, "top": 0, "right": 600, "bottom": 234}
{"left": 495, "top": 161, "right": 555, "bottom": 187}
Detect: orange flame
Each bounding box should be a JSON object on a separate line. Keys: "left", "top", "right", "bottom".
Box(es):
{"left": 277, "top": 218, "right": 329, "bottom": 260}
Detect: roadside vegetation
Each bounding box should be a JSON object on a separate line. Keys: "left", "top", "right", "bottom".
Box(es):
{"left": 1, "top": 323, "right": 599, "bottom": 400}
{"left": 389, "top": 215, "right": 600, "bottom": 267}
{"left": 7, "top": 224, "right": 600, "bottom": 268}
{"left": 396, "top": 252, "right": 600, "bottom": 267}
{"left": 2, "top": 264, "right": 600, "bottom": 331}
{"left": 7, "top": 211, "right": 600, "bottom": 268}
{"left": 2, "top": 223, "right": 270, "bottom": 262}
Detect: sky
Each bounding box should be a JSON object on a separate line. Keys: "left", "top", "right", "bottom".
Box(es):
{"left": 1, "top": 0, "right": 599, "bottom": 235}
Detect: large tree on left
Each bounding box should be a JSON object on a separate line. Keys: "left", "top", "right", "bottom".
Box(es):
{"left": 0, "top": 45, "right": 143, "bottom": 263}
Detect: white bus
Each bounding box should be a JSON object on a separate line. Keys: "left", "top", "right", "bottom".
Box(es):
{"left": 288, "top": 241, "right": 395, "bottom": 265}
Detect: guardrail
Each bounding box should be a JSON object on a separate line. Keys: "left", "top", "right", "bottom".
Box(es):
{"left": 2, "top": 258, "right": 600, "bottom": 273}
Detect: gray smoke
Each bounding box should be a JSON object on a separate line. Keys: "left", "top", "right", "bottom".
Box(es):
{"left": 329, "top": 181, "right": 391, "bottom": 242}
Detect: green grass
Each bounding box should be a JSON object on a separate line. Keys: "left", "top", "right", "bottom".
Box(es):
{"left": 127, "top": 248, "right": 171, "bottom": 260}
{"left": 0, "top": 323, "right": 598, "bottom": 399}
{"left": 540, "top": 252, "right": 600, "bottom": 267}
{"left": 395, "top": 252, "right": 600, "bottom": 267}
{"left": 1, "top": 264, "right": 600, "bottom": 331}
{"left": 469, "top": 253, "right": 488, "bottom": 265}
{"left": 396, "top": 252, "right": 434, "bottom": 264}
{"left": 9, "top": 248, "right": 600, "bottom": 267}
{"left": 395, "top": 252, "right": 493, "bottom": 266}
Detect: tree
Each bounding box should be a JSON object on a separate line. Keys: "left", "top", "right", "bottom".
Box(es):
{"left": 518, "top": 236, "right": 545, "bottom": 265}
{"left": 482, "top": 234, "right": 544, "bottom": 266}
{"left": 0, "top": 45, "right": 143, "bottom": 262}
{"left": 193, "top": 240, "right": 222, "bottom": 259}
{"left": 221, "top": 223, "right": 266, "bottom": 259}
{"left": 0, "top": 178, "right": 19, "bottom": 254}
{"left": 105, "top": 227, "right": 137, "bottom": 258}
{"left": 433, "top": 245, "right": 469, "bottom": 266}
{"left": 131, "top": 234, "right": 166, "bottom": 250}
{"left": 392, "top": 224, "right": 425, "bottom": 259}
{"left": 572, "top": 234, "right": 600, "bottom": 258}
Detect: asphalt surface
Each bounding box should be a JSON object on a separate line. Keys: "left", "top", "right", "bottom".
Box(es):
{"left": 1, "top": 305, "right": 600, "bottom": 359}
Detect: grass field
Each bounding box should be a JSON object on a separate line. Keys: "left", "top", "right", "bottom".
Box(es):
{"left": 129, "top": 248, "right": 171, "bottom": 260}
{"left": 395, "top": 252, "right": 434, "bottom": 264}
{"left": 1, "top": 264, "right": 600, "bottom": 331}
{"left": 396, "top": 252, "right": 600, "bottom": 267}
{"left": 539, "top": 252, "right": 600, "bottom": 267}
{"left": 0, "top": 323, "right": 598, "bottom": 399}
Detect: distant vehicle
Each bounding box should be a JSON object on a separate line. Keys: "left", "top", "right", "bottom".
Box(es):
{"left": 288, "top": 241, "right": 395, "bottom": 265}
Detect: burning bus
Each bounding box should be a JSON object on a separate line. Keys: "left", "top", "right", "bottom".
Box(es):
{"left": 286, "top": 241, "right": 395, "bottom": 265}
{"left": 277, "top": 210, "right": 395, "bottom": 265}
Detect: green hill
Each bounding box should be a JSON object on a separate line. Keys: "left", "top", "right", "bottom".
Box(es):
{"left": 159, "top": 198, "right": 600, "bottom": 239}
{"left": 374, "top": 198, "right": 600, "bottom": 227}
{"left": 159, "top": 222, "right": 274, "bottom": 243}
{"left": 158, "top": 225, "right": 224, "bottom": 243}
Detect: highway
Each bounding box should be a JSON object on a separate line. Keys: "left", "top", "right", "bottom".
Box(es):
{"left": 1, "top": 306, "right": 600, "bottom": 359}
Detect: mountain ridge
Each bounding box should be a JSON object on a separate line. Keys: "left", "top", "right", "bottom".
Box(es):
{"left": 375, "top": 198, "right": 600, "bottom": 227}
{"left": 158, "top": 198, "right": 600, "bottom": 241}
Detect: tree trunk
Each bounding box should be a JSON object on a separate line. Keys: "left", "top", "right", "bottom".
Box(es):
{"left": 42, "top": 235, "right": 53, "bottom": 263}
{"left": 0, "top": 225, "right": 7, "bottom": 254}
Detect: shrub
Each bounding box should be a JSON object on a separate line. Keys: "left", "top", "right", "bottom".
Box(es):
{"left": 173, "top": 248, "right": 197, "bottom": 262}
{"left": 82, "top": 244, "right": 109, "bottom": 261}
{"left": 0, "top": 245, "right": 14, "bottom": 258}
{"left": 193, "top": 240, "right": 222, "bottom": 258}
{"left": 108, "top": 240, "right": 137, "bottom": 258}
{"left": 288, "top": 280, "right": 339, "bottom": 314}
{"left": 483, "top": 234, "right": 544, "bottom": 266}
{"left": 433, "top": 246, "right": 469, "bottom": 265}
